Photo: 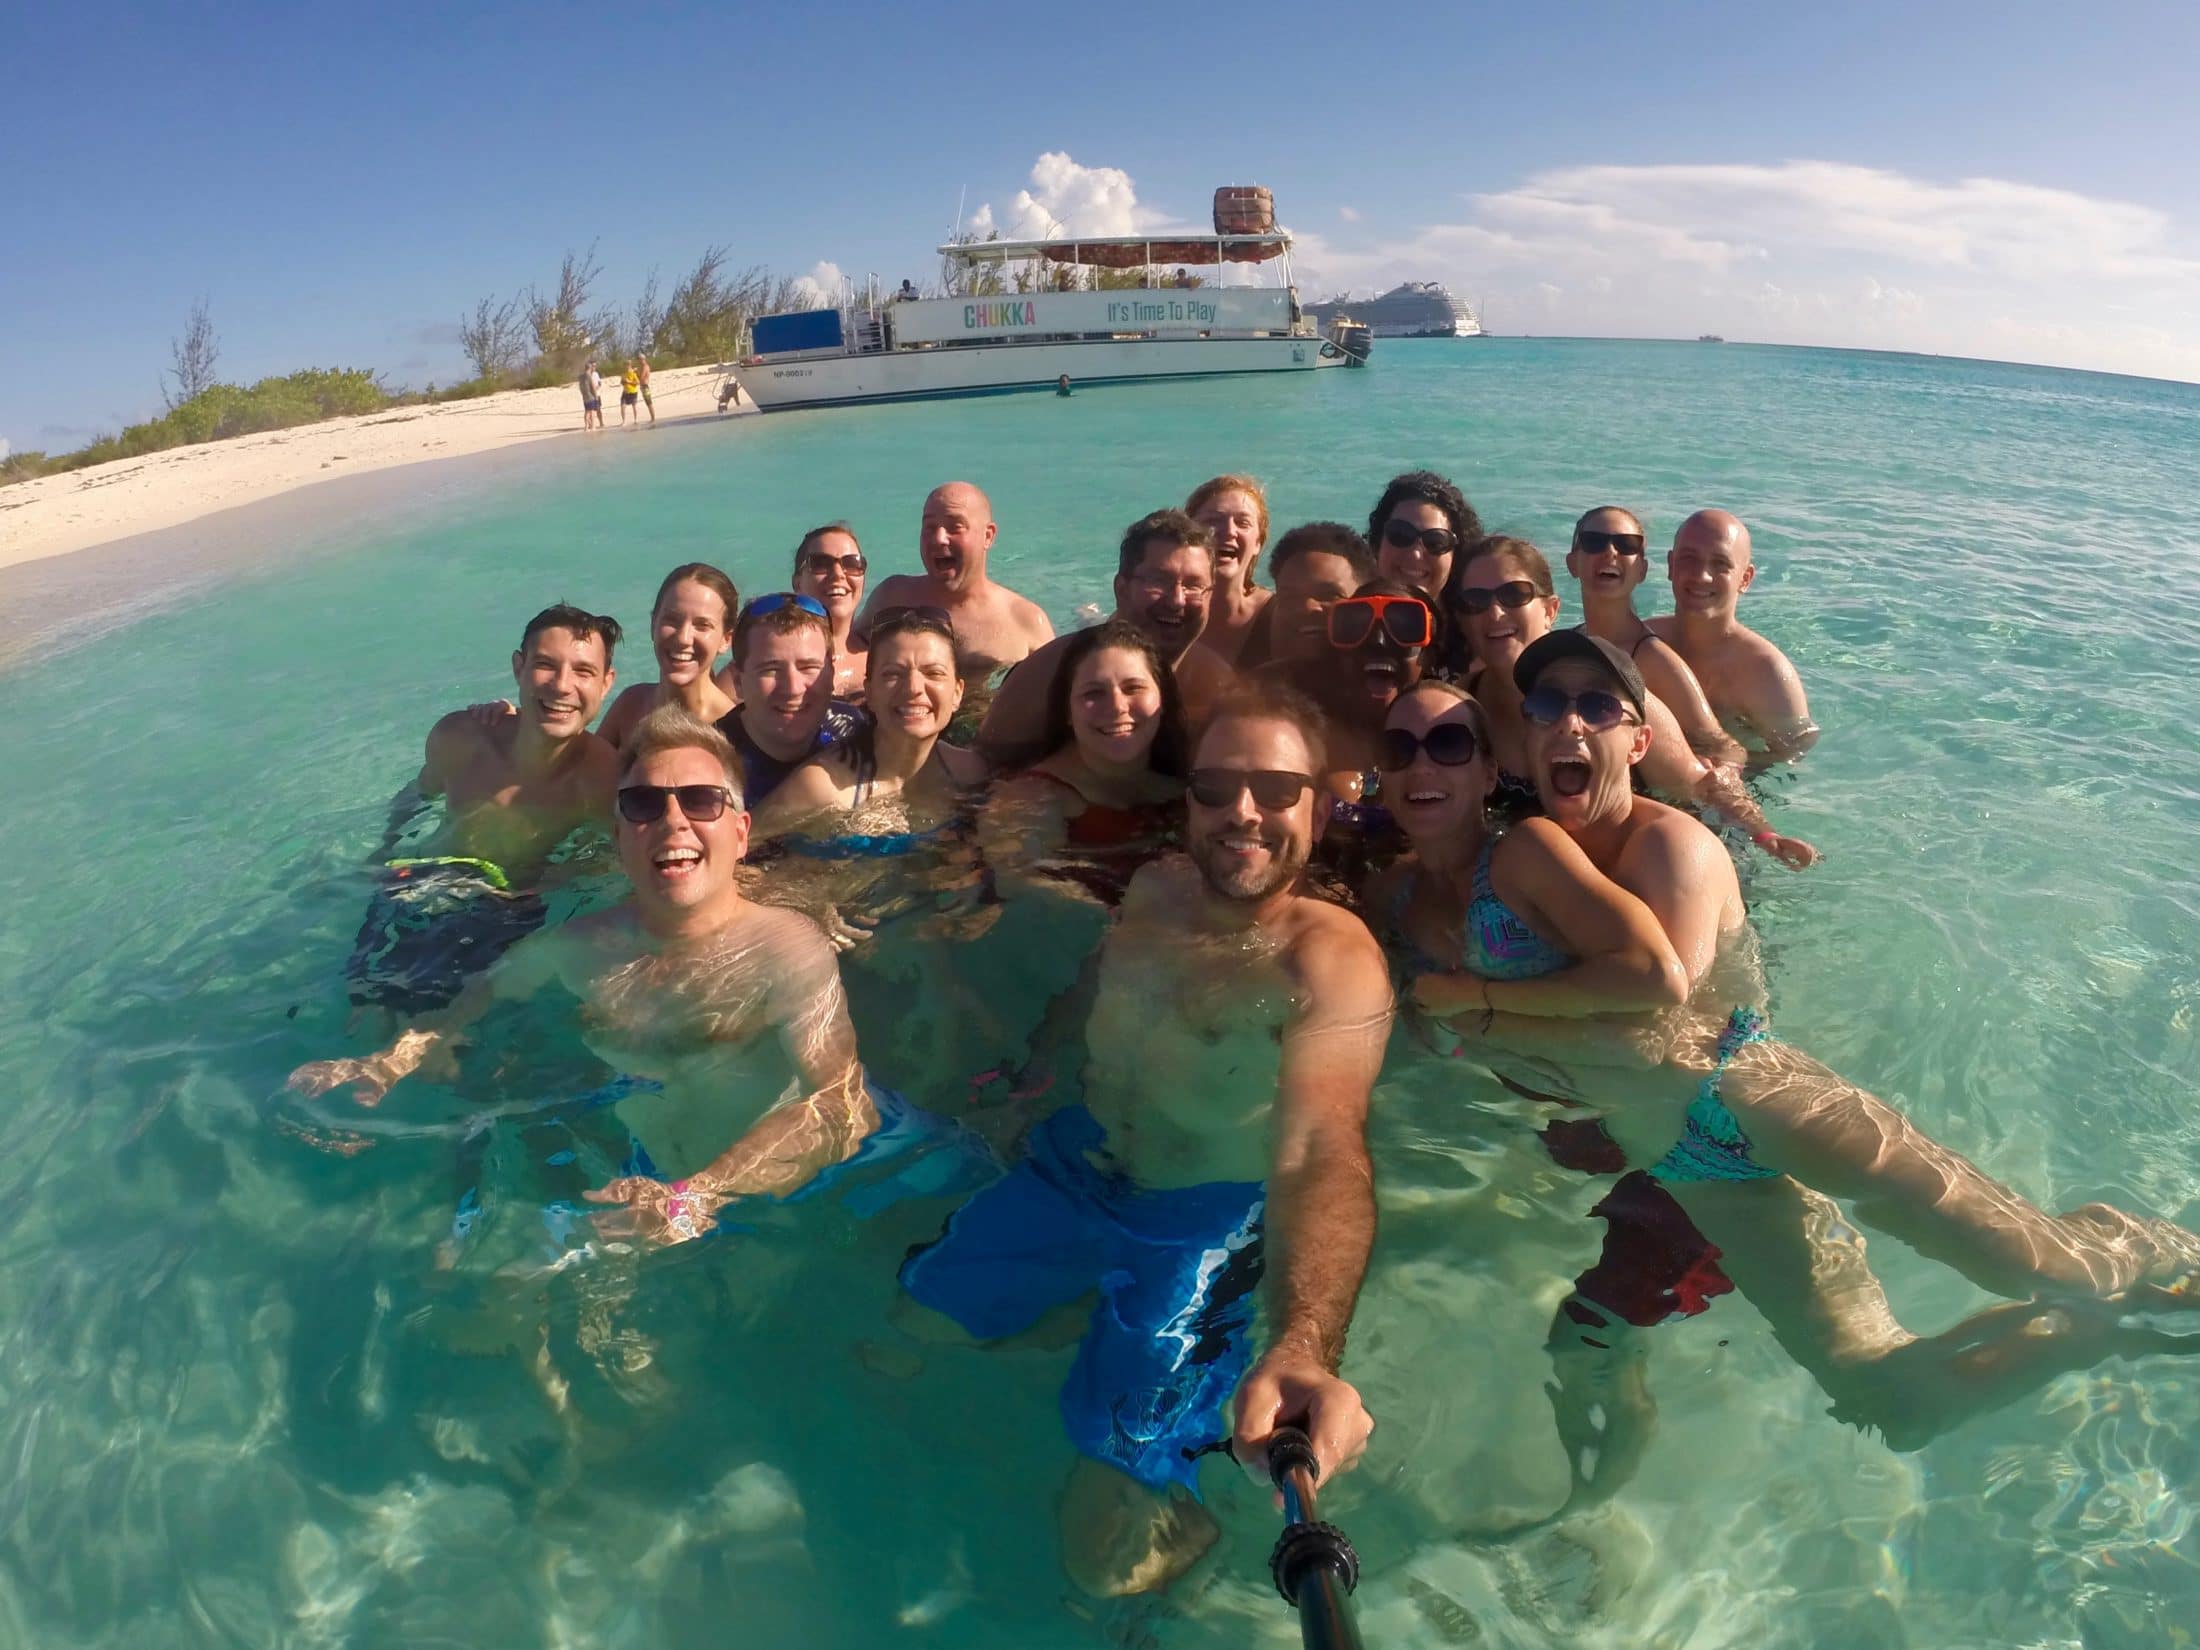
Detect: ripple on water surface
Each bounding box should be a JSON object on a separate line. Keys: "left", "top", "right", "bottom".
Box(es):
{"left": 2, "top": 340, "right": 2198, "bottom": 1647}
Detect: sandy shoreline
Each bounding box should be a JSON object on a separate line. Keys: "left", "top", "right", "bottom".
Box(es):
{"left": 0, "top": 363, "right": 742, "bottom": 574}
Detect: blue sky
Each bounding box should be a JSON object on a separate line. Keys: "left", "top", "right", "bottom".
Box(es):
{"left": 6, "top": 0, "right": 2199, "bottom": 453}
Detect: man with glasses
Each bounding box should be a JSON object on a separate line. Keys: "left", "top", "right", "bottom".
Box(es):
{"left": 978, "top": 507, "right": 1232, "bottom": 767}
{"left": 1646, "top": 508, "right": 1820, "bottom": 768}
{"left": 903, "top": 684, "right": 1389, "bottom": 1596}
{"left": 718, "top": 592, "right": 867, "bottom": 807}
{"left": 294, "top": 705, "right": 876, "bottom": 1223}
{"left": 1566, "top": 506, "right": 1743, "bottom": 769}
{"left": 856, "top": 480, "right": 1055, "bottom": 682}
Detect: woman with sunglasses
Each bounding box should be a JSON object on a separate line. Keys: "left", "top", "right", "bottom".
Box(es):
{"left": 1433, "top": 632, "right": 2200, "bottom": 1474}
{"left": 980, "top": 619, "right": 1187, "bottom": 907}
{"left": 1186, "top": 473, "right": 1271, "bottom": 667}
{"left": 1369, "top": 470, "right": 1481, "bottom": 605}
{"left": 577, "top": 563, "right": 741, "bottom": 749}
{"left": 749, "top": 607, "right": 989, "bottom": 848}
{"left": 1566, "top": 506, "right": 1741, "bottom": 771}
{"left": 1445, "top": 536, "right": 1817, "bottom": 867}
{"left": 790, "top": 522, "right": 870, "bottom": 702}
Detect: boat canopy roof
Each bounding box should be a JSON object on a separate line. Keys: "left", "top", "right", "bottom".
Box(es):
{"left": 937, "top": 231, "right": 1290, "bottom": 270}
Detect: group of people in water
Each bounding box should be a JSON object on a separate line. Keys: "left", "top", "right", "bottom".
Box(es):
{"left": 291, "top": 472, "right": 2200, "bottom": 1597}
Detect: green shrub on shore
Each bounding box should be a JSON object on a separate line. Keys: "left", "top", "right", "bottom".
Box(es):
{"left": 3, "top": 368, "right": 393, "bottom": 486}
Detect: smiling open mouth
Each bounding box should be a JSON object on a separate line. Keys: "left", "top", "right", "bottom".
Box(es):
{"left": 1549, "top": 758, "right": 1592, "bottom": 798}
{"left": 653, "top": 847, "right": 701, "bottom": 875}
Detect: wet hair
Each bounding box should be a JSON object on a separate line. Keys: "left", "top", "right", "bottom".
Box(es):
{"left": 1573, "top": 505, "right": 1643, "bottom": 544}
{"left": 1042, "top": 618, "right": 1189, "bottom": 778}
{"left": 791, "top": 522, "right": 862, "bottom": 577}
{"left": 1184, "top": 475, "right": 1271, "bottom": 591}
{"left": 618, "top": 702, "right": 745, "bottom": 809}
{"left": 1367, "top": 470, "right": 1482, "bottom": 548}
{"left": 1348, "top": 574, "right": 1447, "bottom": 661}
{"left": 520, "top": 602, "right": 624, "bottom": 663}
{"left": 1446, "top": 534, "right": 1556, "bottom": 610}
{"left": 732, "top": 597, "right": 832, "bottom": 666}
{"left": 1267, "top": 521, "right": 1375, "bottom": 587}
{"left": 1389, "top": 678, "right": 1492, "bottom": 755}
{"left": 866, "top": 611, "right": 958, "bottom": 678}
{"left": 651, "top": 563, "right": 739, "bottom": 625}
{"left": 1116, "top": 508, "right": 1215, "bottom": 580}
{"left": 1195, "top": 679, "right": 1330, "bottom": 778}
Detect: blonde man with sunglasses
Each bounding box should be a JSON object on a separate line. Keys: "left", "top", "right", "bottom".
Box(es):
{"left": 291, "top": 705, "right": 876, "bottom": 1230}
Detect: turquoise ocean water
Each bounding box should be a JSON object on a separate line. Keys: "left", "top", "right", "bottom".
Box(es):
{"left": 3, "top": 339, "right": 2199, "bottom": 1647}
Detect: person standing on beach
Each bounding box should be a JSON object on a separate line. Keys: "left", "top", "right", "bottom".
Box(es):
{"left": 1646, "top": 509, "right": 1819, "bottom": 768}
{"left": 618, "top": 360, "right": 642, "bottom": 428}
{"left": 578, "top": 360, "right": 604, "bottom": 430}
{"left": 856, "top": 481, "right": 1055, "bottom": 683}
{"left": 635, "top": 354, "right": 656, "bottom": 425}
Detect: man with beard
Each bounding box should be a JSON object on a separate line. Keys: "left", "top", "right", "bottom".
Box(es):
{"left": 902, "top": 685, "right": 1390, "bottom": 1596}
{"left": 856, "top": 481, "right": 1055, "bottom": 681}
{"left": 295, "top": 705, "right": 878, "bottom": 1225}
{"left": 977, "top": 507, "right": 1234, "bottom": 768}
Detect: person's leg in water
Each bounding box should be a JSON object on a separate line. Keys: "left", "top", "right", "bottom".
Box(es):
{"left": 1705, "top": 1037, "right": 2200, "bottom": 1301}
{"left": 1673, "top": 1174, "right": 2200, "bottom": 1448}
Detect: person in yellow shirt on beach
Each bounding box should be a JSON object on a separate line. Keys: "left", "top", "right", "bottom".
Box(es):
{"left": 619, "top": 360, "right": 642, "bottom": 428}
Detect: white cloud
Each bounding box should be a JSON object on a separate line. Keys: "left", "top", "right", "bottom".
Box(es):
{"left": 966, "top": 153, "right": 1183, "bottom": 242}
{"left": 1338, "top": 205, "right": 1360, "bottom": 223}
{"left": 1293, "top": 160, "right": 2200, "bottom": 382}
{"left": 789, "top": 260, "right": 848, "bottom": 308}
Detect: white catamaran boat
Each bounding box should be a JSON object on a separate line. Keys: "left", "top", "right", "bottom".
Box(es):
{"left": 732, "top": 188, "right": 1372, "bottom": 412}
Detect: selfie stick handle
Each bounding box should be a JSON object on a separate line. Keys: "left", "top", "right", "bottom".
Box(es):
{"left": 1267, "top": 1427, "right": 1365, "bottom": 1650}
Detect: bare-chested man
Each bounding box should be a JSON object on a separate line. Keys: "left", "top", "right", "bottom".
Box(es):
{"left": 1646, "top": 508, "right": 1819, "bottom": 766}
{"left": 299, "top": 705, "right": 877, "bottom": 1226}
{"left": 977, "top": 508, "right": 1235, "bottom": 768}
{"left": 903, "top": 685, "right": 1389, "bottom": 1596}
{"left": 856, "top": 481, "right": 1054, "bottom": 682}
{"left": 346, "top": 603, "right": 624, "bottom": 1015}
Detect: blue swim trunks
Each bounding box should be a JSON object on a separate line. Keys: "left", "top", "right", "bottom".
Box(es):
{"left": 898, "top": 1105, "right": 1265, "bottom": 1495}
{"left": 346, "top": 858, "right": 545, "bottom": 1014}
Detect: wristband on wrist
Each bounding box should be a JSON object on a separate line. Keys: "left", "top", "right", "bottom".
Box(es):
{"left": 1752, "top": 829, "right": 1779, "bottom": 849}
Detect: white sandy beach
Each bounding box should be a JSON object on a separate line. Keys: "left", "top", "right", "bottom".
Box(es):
{"left": 0, "top": 364, "right": 741, "bottom": 573}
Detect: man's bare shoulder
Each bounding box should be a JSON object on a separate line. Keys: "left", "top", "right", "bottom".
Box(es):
{"left": 740, "top": 897, "right": 838, "bottom": 958}
{"left": 1119, "top": 854, "right": 1197, "bottom": 920}
{"left": 868, "top": 572, "right": 932, "bottom": 606}
{"left": 1005, "top": 587, "right": 1057, "bottom": 642}
{"left": 1624, "top": 798, "right": 1729, "bottom": 878}
{"left": 429, "top": 707, "right": 503, "bottom": 755}
{"left": 1644, "top": 614, "right": 1679, "bottom": 644}
{"left": 1175, "top": 645, "right": 1235, "bottom": 698}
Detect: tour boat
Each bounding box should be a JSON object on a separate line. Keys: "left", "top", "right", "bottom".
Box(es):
{"left": 731, "top": 188, "right": 1372, "bottom": 413}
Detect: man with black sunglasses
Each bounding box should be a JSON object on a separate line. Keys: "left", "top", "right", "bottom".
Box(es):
{"left": 903, "top": 686, "right": 1389, "bottom": 1596}
{"left": 296, "top": 705, "right": 877, "bottom": 1233}
{"left": 977, "top": 507, "right": 1233, "bottom": 768}
{"left": 1646, "top": 509, "right": 1819, "bottom": 769}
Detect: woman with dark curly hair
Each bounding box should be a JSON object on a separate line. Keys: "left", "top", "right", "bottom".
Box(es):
{"left": 1368, "top": 469, "right": 1481, "bottom": 605}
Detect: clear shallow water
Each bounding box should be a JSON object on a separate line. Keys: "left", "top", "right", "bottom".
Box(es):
{"left": 4, "top": 339, "right": 2200, "bottom": 1647}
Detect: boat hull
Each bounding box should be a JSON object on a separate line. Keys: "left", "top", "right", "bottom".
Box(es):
{"left": 733, "top": 334, "right": 1344, "bottom": 412}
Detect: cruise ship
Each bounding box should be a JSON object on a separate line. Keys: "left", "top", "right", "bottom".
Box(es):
{"left": 1307, "top": 282, "right": 1483, "bottom": 339}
